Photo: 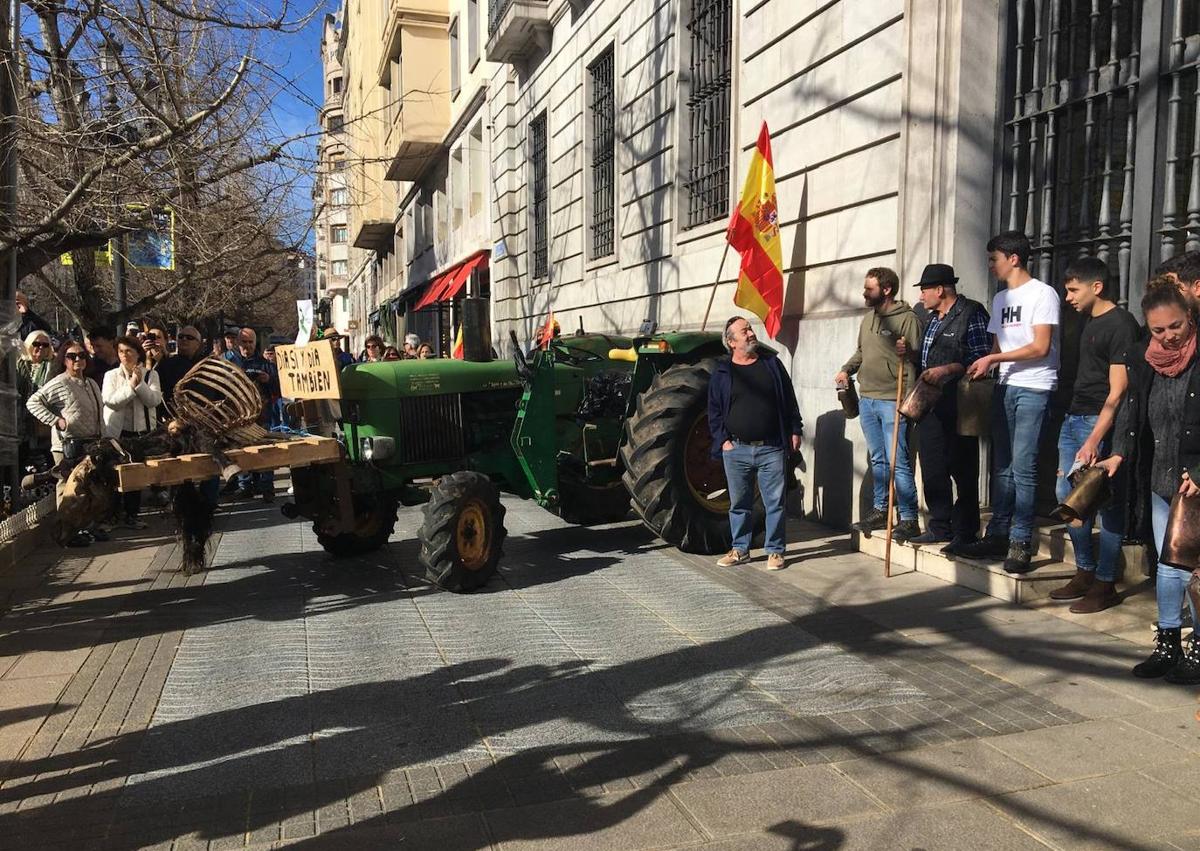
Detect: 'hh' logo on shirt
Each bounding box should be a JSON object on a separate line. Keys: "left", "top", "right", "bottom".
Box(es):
{"left": 1001, "top": 305, "right": 1023, "bottom": 324}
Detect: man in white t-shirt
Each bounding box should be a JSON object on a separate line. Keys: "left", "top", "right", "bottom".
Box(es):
{"left": 961, "top": 231, "right": 1060, "bottom": 573}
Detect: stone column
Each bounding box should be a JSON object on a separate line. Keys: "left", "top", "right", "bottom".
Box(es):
{"left": 896, "top": 0, "right": 1003, "bottom": 304}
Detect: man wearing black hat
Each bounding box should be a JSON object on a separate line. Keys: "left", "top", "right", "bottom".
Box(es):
{"left": 909, "top": 264, "right": 991, "bottom": 552}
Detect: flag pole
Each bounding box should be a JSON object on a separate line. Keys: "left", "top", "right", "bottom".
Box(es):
{"left": 700, "top": 240, "right": 732, "bottom": 332}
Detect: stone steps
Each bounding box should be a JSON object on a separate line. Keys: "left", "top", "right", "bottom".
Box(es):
{"left": 853, "top": 518, "right": 1146, "bottom": 605}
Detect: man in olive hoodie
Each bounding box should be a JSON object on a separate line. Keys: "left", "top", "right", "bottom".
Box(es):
{"left": 835, "top": 267, "right": 922, "bottom": 540}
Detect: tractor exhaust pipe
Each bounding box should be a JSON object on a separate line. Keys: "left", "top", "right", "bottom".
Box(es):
{"left": 459, "top": 297, "right": 492, "bottom": 362}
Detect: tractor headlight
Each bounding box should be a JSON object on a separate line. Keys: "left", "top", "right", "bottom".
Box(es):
{"left": 359, "top": 436, "right": 396, "bottom": 462}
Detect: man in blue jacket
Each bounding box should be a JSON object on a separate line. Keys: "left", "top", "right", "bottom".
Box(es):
{"left": 707, "top": 316, "right": 803, "bottom": 570}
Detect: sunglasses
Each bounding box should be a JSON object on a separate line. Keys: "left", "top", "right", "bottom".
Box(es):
{"left": 178, "top": 334, "right": 199, "bottom": 342}
{"left": 31, "top": 341, "right": 50, "bottom": 349}
{"left": 64, "top": 352, "right": 88, "bottom": 361}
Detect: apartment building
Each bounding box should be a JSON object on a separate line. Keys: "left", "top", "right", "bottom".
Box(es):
{"left": 313, "top": 13, "right": 352, "bottom": 337}
{"left": 482, "top": 0, "right": 1200, "bottom": 527}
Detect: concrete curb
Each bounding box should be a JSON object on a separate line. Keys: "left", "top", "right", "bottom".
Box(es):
{"left": 0, "top": 493, "right": 57, "bottom": 570}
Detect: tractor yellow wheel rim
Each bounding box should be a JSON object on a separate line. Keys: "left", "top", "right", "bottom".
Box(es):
{"left": 456, "top": 499, "right": 490, "bottom": 571}
{"left": 684, "top": 413, "right": 731, "bottom": 513}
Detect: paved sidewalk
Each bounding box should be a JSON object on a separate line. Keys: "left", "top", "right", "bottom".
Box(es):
{"left": 0, "top": 500, "right": 1196, "bottom": 850}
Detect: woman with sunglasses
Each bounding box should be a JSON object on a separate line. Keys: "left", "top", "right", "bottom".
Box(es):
{"left": 101, "top": 335, "right": 163, "bottom": 529}
{"left": 16, "top": 331, "right": 59, "bottom": 473}
{"left": 26, "top": 341, "right": 106, "bottom": 546}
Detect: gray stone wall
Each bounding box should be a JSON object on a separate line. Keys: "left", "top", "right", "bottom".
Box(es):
{"left": 486, "top": 0, "right": 1002, "bottom": 528}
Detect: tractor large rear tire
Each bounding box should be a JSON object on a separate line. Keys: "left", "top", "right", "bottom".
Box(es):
{"left": 620, "top": 359, "right": 762, "bottom": 554}
{"left": 316, "top": 497, "right": 399, "bottom": 557}
{"left": 419, "top": 471, "right": 507, "bottom": 592}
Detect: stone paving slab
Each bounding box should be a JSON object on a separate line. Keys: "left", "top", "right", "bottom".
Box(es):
{"left": 0, "top": 499, "right": 1194, "bottom": 849}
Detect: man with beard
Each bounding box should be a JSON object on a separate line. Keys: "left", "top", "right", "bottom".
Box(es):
{"left": 835, "top": 267, "right": 922, "bottom": 541}
{"left": 707, "top": 317, "right": 803, "bottom": 571}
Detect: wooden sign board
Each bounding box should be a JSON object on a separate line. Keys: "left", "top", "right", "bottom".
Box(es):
{"left": 275, "top": 339, "right": 342, "bottom": 400}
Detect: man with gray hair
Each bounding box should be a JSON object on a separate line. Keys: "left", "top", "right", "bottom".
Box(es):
{"left": 706, "top": 316, "right": 803, "bottom": 570}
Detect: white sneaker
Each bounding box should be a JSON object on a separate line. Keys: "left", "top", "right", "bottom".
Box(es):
{"left": 716, "top": 549, "right": 749, "bottom": 567}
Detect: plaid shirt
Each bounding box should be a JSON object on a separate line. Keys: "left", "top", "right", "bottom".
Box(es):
{"left": 920, "top": 302, "right": 991, "bottom": 370}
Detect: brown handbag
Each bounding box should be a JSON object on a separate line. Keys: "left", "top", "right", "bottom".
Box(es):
{"left": 837, "top": 378, "right": 859, "bottom": 419}
{"left": 1159, "top": 492, "right": 1200, "bottom": 571}
{"left": 957, "top": 376, "right": 995, "bottom": 437}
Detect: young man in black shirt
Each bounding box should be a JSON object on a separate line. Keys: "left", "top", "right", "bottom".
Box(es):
{"left": 1051, "top": 257, "right": 1139, "bottom": 612}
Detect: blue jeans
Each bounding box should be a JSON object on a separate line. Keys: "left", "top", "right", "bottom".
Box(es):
{"left": 1151, "top": 493, "right": 1200, "bottom": 629}
{"left": 858, "top": 396, "right": 918, "bottom": 521}
{"left": 722, "top": 443, "right": 787, "bottom": 555}
{"left": 1055, "top": 414, "right": 1124, "bottom": 582}
{"left": 987, "top": 384, "right": 1052, "bottom": 544}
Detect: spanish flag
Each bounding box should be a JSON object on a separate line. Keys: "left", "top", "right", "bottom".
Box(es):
{"left": 726, "top": 122, "right": 784, "bottom": 338}
{"left": 451, "top": 324, "right": 464, "bottom": 359}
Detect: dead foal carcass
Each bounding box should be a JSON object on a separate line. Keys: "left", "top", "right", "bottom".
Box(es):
{"left": 55, "top": 356, "right": 283, "bottom": 572}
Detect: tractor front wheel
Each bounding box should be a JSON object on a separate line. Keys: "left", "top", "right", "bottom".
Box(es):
{"left": 419, "top": 471, "right": 507, "bottom": 592}
{"left": 620, "top": 359, "right": 763, "bottom": 553}
{"left": 316, "top": 496, "right": 399, "bottom": 557}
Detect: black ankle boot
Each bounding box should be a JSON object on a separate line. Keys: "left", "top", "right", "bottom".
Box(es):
{"left": 1132, "top": 626, "right": 1183, "bottom": 678}
{"left": 1165, "top": 635, "right": 1200, "bottom": 685}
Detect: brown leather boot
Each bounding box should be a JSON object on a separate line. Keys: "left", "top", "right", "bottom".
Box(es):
{"left": 1069, "top": 580, "right": 1120, "bottom": 614}
{"left": 1049, "top": 568, "right": 1094, "bottom": 601}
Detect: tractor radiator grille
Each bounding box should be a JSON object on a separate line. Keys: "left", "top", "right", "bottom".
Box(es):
{"left": 398, "top": 394, "right": 466, "bottom": 464}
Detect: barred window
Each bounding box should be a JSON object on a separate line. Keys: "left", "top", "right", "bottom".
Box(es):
{"left": 682, "top": 0, "right": 732, "bottom": 228}
{"left": 530, "top": 112, "right": 549, "bottom": 279}
{"left": 588, "top": 46, "right": 616, "bottom": 259}
{"left": 1001, "top": 0, "right": 1200, "bottom": 308}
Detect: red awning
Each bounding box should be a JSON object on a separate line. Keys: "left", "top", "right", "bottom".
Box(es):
{"left": 412, "top": 251, "right": 489, "bottom": 311}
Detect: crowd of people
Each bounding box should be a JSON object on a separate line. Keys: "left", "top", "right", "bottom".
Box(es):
{"left": 13, "top": 311, "right": 443, "bottom": 527}
{"left": 825, "top": 231, "right": 1199, "bottom": 684}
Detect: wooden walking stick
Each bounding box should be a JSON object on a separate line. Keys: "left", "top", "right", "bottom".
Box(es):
{"left": 883, "top": 343, "right": 907, "bottom": 578}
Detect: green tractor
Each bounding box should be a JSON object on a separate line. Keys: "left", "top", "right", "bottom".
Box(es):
{"left": 286, "top": 328, "right": 779, "bottom": 591}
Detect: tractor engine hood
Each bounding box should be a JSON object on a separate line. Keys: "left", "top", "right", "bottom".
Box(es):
{"left": 338, "top": 359, "right": 524, "bottom": 400}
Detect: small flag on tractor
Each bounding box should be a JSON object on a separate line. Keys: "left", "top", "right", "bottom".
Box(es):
{"left": 452, "top": 324, "right": 464, "bottom": 359}
{"left": 538, "top": 311, "right": 557, "bottom": 350}
{"left": 726, "top": 122, "right": 784, "bottom": 339}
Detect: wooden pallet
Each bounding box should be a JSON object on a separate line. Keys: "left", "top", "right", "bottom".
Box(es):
{"left": 115, "top": 436, "right": 342, "bottom": 492}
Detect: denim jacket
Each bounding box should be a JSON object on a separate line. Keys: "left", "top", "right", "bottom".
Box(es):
{"left": 707, "top": 351, "right": 803, "bottom": 458}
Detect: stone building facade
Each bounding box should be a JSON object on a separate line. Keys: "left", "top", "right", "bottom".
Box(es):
{"left": 322, "top": 0, "right": 1200, "bottom": 527}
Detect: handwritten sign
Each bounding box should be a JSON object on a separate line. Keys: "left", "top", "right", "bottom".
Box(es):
{"left": 275, "top": 339, "right": 342, "bottom": 400}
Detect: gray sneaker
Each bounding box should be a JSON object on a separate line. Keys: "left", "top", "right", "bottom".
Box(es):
{"left": 716, "top": 549, "right": 750, "bottom": 567}
{"left": 1003, "top": 540, "right": 1035, "bottom": 574}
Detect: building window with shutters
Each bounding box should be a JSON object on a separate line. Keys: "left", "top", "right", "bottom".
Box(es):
{"left": 331, "top": 225, "right": 347, "bottom": 244}
{"left": 529, "top": 111, "right": 549, "bottom": 280}
{"left": 587, "top": 46, "right": 616, "bottom": 261}
{"left": 680, "top": 0, "right": 733, "bottom": 229}
{"left": 999, "top": 1, "right": 1200, "bottom": 309}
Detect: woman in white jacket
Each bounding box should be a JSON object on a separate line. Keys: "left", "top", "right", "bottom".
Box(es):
{"left": 102, "top": 335, "right": 162, "bottom": 528}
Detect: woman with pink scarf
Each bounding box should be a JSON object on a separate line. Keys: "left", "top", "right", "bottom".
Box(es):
{"left": 1099, "top": 275, "right": 1200, "bottom": 684}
